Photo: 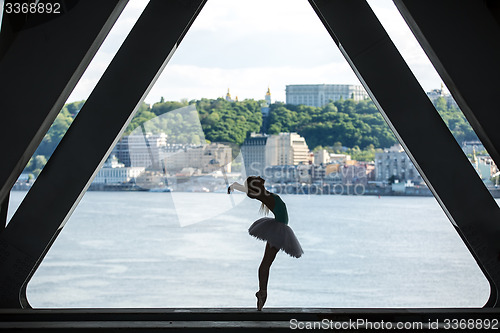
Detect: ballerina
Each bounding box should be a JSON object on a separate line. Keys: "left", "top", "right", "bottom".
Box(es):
{"left": 228, "top": 176, "right": 303, "bottom": 311}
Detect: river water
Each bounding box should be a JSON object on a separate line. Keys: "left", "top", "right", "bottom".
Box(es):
{"left": 7, "top": 191, "right": 491, "bottom": 308}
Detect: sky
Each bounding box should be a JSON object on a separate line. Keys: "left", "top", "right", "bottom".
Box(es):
{"left": 1, "top": 0, "right": 444, "bottom": 104}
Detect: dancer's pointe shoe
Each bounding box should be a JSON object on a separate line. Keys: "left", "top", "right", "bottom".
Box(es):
{"left": 255, "top": 290, "right": 267, "bottom": 311}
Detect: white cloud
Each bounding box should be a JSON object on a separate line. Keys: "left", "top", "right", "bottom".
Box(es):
{"left": 68, "top": 0, "right": 443, "bottom": 104}
{"left": 146, "top": 61, "right": 359, "bottom": 104}
{"left": 192, "top": 0, "right": 323, "bottom": 35}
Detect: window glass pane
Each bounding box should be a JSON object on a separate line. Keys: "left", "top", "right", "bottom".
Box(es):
{"left": 21, "top": 0, "right": 490, "bottom": 308}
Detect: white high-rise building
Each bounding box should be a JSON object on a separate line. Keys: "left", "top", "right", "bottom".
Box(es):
{"left": 266, "top": 133, "right": 309, "bottom": 166}
{"left": 114, "top": 133, "right": 167, "bottom": 168}
{"left": 286, "top": 84, "right": 369, "bottom": 107}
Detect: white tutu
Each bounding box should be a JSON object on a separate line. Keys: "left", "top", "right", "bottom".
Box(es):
{"left": 248, "top": 217, "right": 304, "bottom": 258}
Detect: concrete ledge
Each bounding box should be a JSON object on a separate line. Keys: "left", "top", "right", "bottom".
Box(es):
{"left": 0, "top": 308, "right": 499, "bottom": 332}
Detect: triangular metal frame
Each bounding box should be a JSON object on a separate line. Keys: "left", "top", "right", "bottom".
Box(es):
{"left": 0, "top": 0, "right": 499, "bottom": 310}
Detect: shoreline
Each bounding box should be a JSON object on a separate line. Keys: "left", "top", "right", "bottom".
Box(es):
{"left": 11, "top": 183, "right": 500, "bottom": 198}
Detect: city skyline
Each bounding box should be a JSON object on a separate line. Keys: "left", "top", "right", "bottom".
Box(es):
{"left": 0, "top": 0, "right": 445, "bottom": 105}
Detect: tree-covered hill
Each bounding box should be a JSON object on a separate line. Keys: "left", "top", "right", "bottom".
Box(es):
{"left": 433, "top": 96, "right": 478, "bottom": 143}
{"left": 265, "top": 99, "right": 397, "bottom": 149}
{"left": 25, "top": 100, "right": 84, "bottom": 176}
{"left": 196, "top": 98, "right": 262, "bottom": 145}
{"left": 123, "top": 98, "right": 263, "bottom": 146}
{"left": 23, "top": 95, "right": 479, "bottom": 176}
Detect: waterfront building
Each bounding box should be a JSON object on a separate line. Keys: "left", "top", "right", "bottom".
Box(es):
{"left": 113, "top": 133, "right": 167, "bottom": 168}
{"left": 266, "top": 132, "right": 309, "bottom": 166}
{"left": 470, "top": 148, "right": 498, "bottom": 183}
{"left": 463, "top": 142, "right": 499, "bottom": 184}
{"left": 324, "top": 165, "right": 343, "bottom": 184}
{"left": 365, "top": 162, "right": 376, "bottom": 181}
{"left": 311, "top": 164, "right": 327, "bottom": 183}
{"left": 263, "top": 165, "right": 298, "bottom": 184}
{"left": 341, "top": 163, "right": 372, "bottom": 187}
{"left": 241, "top": 133, "right": 268, "bottom": 176}
{"left": 263, "top": 161, "right": 370, "bottom": 186}
{"left": 462, "top": 140, "right": 486, "bottom": 155}
{"left": 314, "top": 149, "right": 330, "bottom": 165}
{"left": 161, "top": 142, "right": 232, "bottom": 174}
{"left": 329, "top": 153, "right": 351, "bottom": 164}
{"left": 375, "top": 144, "right": 423, "bottom": 184}
{"left": 285, "top": 84, "right": 369, "bottom": 107}
{"left": 93, "top": 155, "right": 145, "bottom": 184}
{"left": 297, "top": 163, "right": 312, "bottom": 183}
{"left": 474, "top": 155, "right": 497, "bottom": 183}
{"left": 242, "top": 132, "right": 310, "bottom": 176}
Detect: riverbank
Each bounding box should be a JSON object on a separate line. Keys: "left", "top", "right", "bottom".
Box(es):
{"left": 12, "top": 181, "right": 500, "bottom": 198}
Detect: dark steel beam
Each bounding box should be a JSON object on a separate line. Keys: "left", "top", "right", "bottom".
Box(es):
{"left": 0, "top": 0, "right": 206, "bottom": 308}
{"left": 0, "top": 0, "right": 128, "bottom": 206}
{"left": 393, "top": 0, "right": 500, "bottom": 169}
{"left": 0, "top": 193, "right": 7, "bottom": 231}
{"left": 309, "top": 0, "right": 500, "bottom": 307}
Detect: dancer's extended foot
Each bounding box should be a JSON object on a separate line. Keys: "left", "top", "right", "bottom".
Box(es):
{"left": 255, "top": 290, "right": 267, "bottom": 311}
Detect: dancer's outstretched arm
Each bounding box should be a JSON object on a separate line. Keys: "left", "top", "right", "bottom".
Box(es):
{"left": 228, "top": 182, "right": 247, "bottom": 194}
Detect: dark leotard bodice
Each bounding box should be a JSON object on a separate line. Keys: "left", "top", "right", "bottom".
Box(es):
{"left": 271, "top": 193, "right": 288, "bottom": 225}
